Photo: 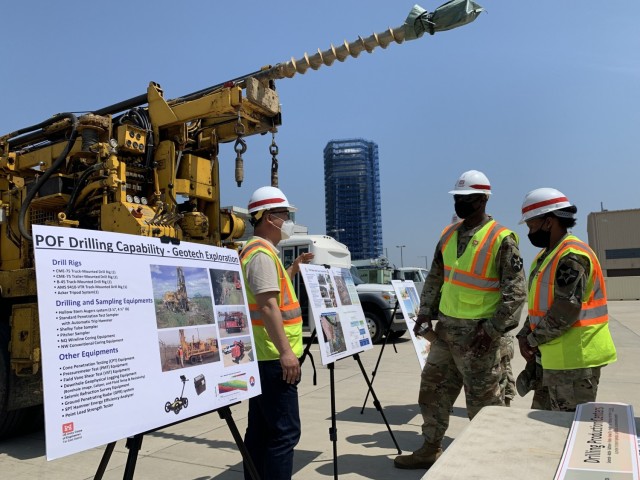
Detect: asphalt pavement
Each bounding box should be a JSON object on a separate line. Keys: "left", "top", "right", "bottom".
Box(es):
{"left": 1, "top": 301, "right": 639, "bottom": 479}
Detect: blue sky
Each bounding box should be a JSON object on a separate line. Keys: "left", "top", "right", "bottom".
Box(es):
{"left": 2, "top": 1, "right": 639, "bottom": 269}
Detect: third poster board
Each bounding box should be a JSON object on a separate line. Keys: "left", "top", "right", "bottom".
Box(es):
{"left": 390, "top": 280, "right": 430, "bottom": 369}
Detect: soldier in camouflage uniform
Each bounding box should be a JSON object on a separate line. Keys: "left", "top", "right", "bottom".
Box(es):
{"left": 516, "top": 188, "right": 616, "bottom": 412}
{"left": 394, "top": 171, "right": 527, "bottom": 470}
{"left": 499, "top": 334, "right": 516, "bottom": 406}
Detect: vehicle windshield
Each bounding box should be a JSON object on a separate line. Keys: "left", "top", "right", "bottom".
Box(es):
{"left": 349, "top": 266, "right": 364, "bottom": 285}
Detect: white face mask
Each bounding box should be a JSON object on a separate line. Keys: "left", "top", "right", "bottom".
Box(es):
{"left": 279, "top": 220, "right": 295, "bottom": 240}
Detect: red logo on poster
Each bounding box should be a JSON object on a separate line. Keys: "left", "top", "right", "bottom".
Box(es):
{"left": 249, "top": 376, "right": 255, "bottom": 386}
{"left": 62, "top": 422, "right": 74, "bottom": 434}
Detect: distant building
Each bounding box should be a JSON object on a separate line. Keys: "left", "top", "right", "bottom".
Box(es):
{"left": 587, "top": 208, "right": 640, "bottom": 300}
{"left": 323, "top": 139, "right": 383, "bottom": 261}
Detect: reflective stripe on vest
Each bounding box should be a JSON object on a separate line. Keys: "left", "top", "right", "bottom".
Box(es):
{"left": 529, "top": 238, "right": 608, "bottom": 328}
{"left": 239, "top": 237, "right": 303, "bottom": 360}
{"left": 439, "top": 220, "right": 514, "bottom": 319}
{"left": 528, "top": 235, "right": 616, "bottom": 370}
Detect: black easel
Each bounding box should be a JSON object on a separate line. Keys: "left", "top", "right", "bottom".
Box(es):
{"left": 328, "top": 362, "right": 339, "bottom": 480}
{"left": 300, "top": 264, "right": 401, "bottom": 478}
{"left": 299, "top": 328, "right": 318, "bottom": 385}
{"left": 323, "top": 348, "right": 402, "bottom": 479}
{"left": 93, "top": 405, "right": 260, "bottom": 480}
{"left": 360, "top": 300, "right": 400, "bottom": 413}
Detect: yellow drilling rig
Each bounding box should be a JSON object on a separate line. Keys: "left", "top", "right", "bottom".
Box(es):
{"left": 0, "top": 1, "right": 482, "bottom": 437}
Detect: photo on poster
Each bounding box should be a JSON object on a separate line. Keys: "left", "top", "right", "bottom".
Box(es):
{"left": 399, "top": 286, "right": 417, "bottom": 320}
{"left": 218, "top": 377, "right": 248, "bottom": 394}
{"left": 407, "top": 285, "right": 420, "bottom": 315}
{"left": 158, "top": 326, "right": 220, "bottom": 371}
{"left": 391, "top": 280, "right": 430, "bottom": 369}
{"left": 220, "top": 336, "right": 254, "bottom": 367}
{"left": 317, "top": 272, "right": 338, "bottom": 308}
{"left": 150, "top": 265, "right": 214, "bottom": 328}
{"left": 210, "top": 269, "right": 245, "bottom": 306}
{"left": 319, "top": 312, "right": 347, "bottom": 356}
{"left": 332, "top": 270, "right": 353, "bottom": 306}
{"left": 339, "top": 267, "right": 361, "bottom": 305}
{"left": 162, "top": 373, "right": 192, "bottom": 416}
{"left": 216, "top": 306, "right": 250, "bottom": 339}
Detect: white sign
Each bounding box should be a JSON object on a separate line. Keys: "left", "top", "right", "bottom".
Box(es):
{"left": 299, "top": 264, "right": 373, "bottom": 365}
{"left": 554, "top": 402, "right": 639, "bottom": 480}
{"left": 32, "top": 226, "right": 261, "bottom": 460}
{"left": 390, "top": 280, "right": 430, "bottom": 369}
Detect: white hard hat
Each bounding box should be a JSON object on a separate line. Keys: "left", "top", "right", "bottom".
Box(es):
{"left": 448, "top": 170, "right": 492, "bottom": 195}
{"left": 247, "top": 186, "right": 296, "bottom": 215}
{"left": 520, "top": 187, "right": 574, "bottom": 224}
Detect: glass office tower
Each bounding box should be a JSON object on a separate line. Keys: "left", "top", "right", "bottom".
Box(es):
{"left": 323, "top": 139, "right": 383, "bottom": 260}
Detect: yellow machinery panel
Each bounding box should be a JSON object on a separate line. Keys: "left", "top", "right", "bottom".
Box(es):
{"left": 117, "top": 125, "right": 147, "bottom": 154}
{"left": 177, "top": 154, "right": 213, "bottom": 200}
{"left": 10, "top": 303, "right": 40, "bottom": 376}
{"left": 101, "top": 202, "right": 179, "bottom": 239}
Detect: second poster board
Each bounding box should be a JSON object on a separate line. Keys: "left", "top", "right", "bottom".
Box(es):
{"left": 299, "top": 264, "right": 373, "bottom": 365}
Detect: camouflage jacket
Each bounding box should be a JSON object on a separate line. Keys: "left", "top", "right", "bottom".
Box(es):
{"left": 418, "top": 216, "right": 527, "bottom": 339}
{"left": 517, "top": 238, "right": 591, "bottom": 347}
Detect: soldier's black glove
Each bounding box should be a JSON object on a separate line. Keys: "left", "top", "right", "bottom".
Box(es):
{"left": 414, "top": 314, "right": 437, "bottom": 341}
{"left": 469, "top": 322, "right": 494, "bottom": 357}
{"left": 413, "top": 314, "right": 433, "bottom": 336}
{"left": 517, "top": 335, "right": 538, "bottom": 362}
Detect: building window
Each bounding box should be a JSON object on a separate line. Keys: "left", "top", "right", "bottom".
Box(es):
{"left": 607, "top": 268, "right": 640, "bottom": 277}
{"left": 605, "top": 248, "right": 640, "bottom": 260}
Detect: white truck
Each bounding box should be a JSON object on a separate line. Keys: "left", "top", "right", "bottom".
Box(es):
{"left": 393, "top": 267, "right": 429, "bottom": 296}
{"left": 277, "top": 235, "right": 406, "bottom": 343}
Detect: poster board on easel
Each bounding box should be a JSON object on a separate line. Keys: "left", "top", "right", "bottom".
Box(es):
{"left": 299, "top": 264, "right": 373, "bottom": 365}
{"left": 390, "top": 280, "right": 430, "bottom": 369}
{"left": 33, "top": 225, "right": 261, "bottom": 461}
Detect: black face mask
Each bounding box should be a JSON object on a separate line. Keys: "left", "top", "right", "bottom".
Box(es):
{"left": 454, "top": 200, "right": 477, "bottom": 219}
{"left": 528, "top": 224, "right": 551, "bottom": 249}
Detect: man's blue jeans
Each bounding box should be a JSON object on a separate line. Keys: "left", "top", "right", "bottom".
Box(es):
{"left": 243, "top": 360, "right": 301, "bottom": 480}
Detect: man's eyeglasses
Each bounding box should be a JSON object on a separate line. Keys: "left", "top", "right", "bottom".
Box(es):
{"left": 269, "top": 210, "right": 291, "bottom": 220}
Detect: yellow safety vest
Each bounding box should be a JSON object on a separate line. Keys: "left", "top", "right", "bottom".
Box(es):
{"left": 528, "top": 235, "right": 617, "bottom": 370}
{"left": 240, "top": 237, "right": 303, "bottom": 360}
{"left": 439, "top": 220, "right": 515, "bottom": 319}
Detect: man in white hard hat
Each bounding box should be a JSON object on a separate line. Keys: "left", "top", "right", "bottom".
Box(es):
{"left": 239, "top": 185, "right": 313, "bottom": 480}
{"left": 395, "top": 170, "right": 527, "bottom": 470}
{"left": 516, "top": 188, "right": 616, "bottom": 411}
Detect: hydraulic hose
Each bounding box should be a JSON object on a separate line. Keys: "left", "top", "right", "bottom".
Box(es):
{"left": 64, "top": 162, "right": 105, "bottom": 218}
{"left": 18, "top": 113, "right": 79, "bottom": 241}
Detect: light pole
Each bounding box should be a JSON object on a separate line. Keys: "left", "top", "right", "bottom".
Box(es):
{"left": 418, "top": 255, "right": 429, "bottom": 270}
{"left": 396, "top": 245, "right": 406, "bottom": 268}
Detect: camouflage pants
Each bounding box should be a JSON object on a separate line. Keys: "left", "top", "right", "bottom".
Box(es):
{"left": 499, "top": 335, "right": 516, "bottom": 403}
{"left": 418, "top": 319, "right": 502, "bottom": 447}
{"left": 531, "top": 366, "right": 601, "bottom": 412}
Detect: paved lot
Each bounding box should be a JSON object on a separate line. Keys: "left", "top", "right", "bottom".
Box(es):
{"left": 1, "top": 301, "right": 638, "bottom": 479}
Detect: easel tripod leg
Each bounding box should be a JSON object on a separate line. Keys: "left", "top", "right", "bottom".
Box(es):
{"left": 217, "top": 406, "right": 261, "bottom": 480}
{"left": 93, "top": 441, "right": 116, "bottom": 480}
{"left": 361, "top": 302, "right": 398, "bottom": 413}
{"left": 353, "top": 354, "right": 401, "bottom": 454}
{"left": 328, "top": 362, "right": 338, "bottom": 480}
{"left": 122, "top": 434, "right": 144, "bottom": 480}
